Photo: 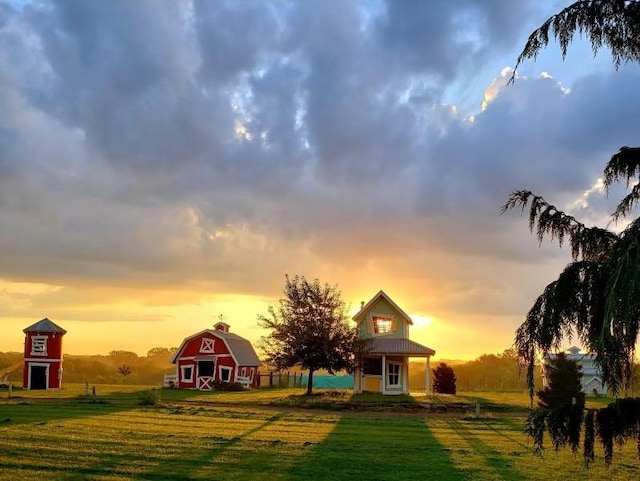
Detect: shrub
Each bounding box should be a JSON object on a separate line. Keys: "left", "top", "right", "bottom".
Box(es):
{"left": 138, "top": 389, "right": 160, "bottom": 406}
{"left": 212, "top": 381, "right": 246, "bottom": 391}
{"left": 433, "top": 363, "right": 457, "bottom": 395}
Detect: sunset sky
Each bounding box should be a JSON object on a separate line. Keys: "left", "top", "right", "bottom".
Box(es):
{"left": 1, "top": 1, "right": 638, "bottom": 361}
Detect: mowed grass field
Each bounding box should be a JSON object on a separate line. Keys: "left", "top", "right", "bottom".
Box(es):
{"left": 0, "top": 386, "right": 638, "bottom": 480}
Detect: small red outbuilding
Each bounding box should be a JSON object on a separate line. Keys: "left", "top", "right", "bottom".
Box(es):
{"left": 23, "top": 318, "right": 67, "bottom": 390}
{"left": 170, "top": 322, "right": 261, "bottom": 390}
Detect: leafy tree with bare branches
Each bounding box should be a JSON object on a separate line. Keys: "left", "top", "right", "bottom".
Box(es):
{"left": 258, "top": 275, "right": 367, "bottom": 395}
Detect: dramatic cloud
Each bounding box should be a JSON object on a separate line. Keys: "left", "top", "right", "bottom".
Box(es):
{"left": 0, "top": 0, "right": 637, "bottom": 358}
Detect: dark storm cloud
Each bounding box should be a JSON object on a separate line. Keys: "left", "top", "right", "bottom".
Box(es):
{"left": 379, "top": 0, "right": 535, "bottom": 78}
{"left": 195, "top": 0, "right": 283, "bottom": 86}
{"left": 0, "top": 0, "right": 636, "bottom": 314}
{"left": 23, "top": 0, "right": 231, "bottom": 169}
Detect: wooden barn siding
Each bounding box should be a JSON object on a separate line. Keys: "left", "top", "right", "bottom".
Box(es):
{"left": 180, "top": 333, "right": 232, "bottom": 357}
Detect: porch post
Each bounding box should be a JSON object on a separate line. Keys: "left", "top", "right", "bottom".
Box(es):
{"left": 381, "top": 355, "right": 386, "bottom": 394}
{"left": 402, "top": 358, "right": 408, "bottom": 394}
{"left": 425, "top": 355, "right": 432, "bottom": 394}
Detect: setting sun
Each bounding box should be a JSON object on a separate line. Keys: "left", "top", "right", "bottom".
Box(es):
{"left": 410, "top": 314, "right": 435, "bottom": 328}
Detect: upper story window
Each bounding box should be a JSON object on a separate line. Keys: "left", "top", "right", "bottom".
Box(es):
{"left": 31, "top": 336, "right": 48, "bottom": 356}
{"left": 372, "top": 315, "right": 395, "bottom": 335}
{"left": 200, "top": 338, "right": 215, "bottom": 353}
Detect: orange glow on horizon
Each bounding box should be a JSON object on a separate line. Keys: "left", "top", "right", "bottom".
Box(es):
{"left": 0, "top": 277, "right": 522, "bottom": 362}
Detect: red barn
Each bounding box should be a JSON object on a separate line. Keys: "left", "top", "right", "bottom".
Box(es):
{"left": 23, "top": 318, "right": 67, "bottom": 390}
{"left": 170, "top": 322, "right": 261, "bottom": 390}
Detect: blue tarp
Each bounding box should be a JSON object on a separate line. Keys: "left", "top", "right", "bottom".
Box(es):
{"left": 300, "top": 374, "right": 354, "bottom": 389}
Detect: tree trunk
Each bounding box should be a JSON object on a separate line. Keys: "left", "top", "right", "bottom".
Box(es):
{"left": 306, "top": 369, "right": 314, "bottom": 395}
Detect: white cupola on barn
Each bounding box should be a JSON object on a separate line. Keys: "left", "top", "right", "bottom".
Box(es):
{"left": 214, "top": 321, "right": 230, "bottom": 333}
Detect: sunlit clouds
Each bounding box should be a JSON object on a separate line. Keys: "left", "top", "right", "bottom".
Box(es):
{"left": 1, "top": 1, "right": 640, "bottom": 359}
{"left": 480, "top": 67, "right": 513, "bottom": 111}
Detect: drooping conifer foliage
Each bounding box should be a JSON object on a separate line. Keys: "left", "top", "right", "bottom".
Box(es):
{"left": 507, "top": 0, "right": 640, "bottom": 464}
{"left": 525, "top": 354, "right": 585, "bottom": 455}
{"left": 513, "top": 0, "right": 640, "bottom": 78}
{"left": 503, "top": 153, "right": 640, "bottom": 397}
{"left": 537, "top": 353, "right": 585, "bottom": 410}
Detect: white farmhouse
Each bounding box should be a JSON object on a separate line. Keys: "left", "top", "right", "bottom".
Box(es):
{"left": 542, "top": 346, "right": 607, "bottom": 395}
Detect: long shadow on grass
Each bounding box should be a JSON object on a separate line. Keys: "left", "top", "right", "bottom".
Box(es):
{"left": 288, "top": 413, "right": 466, "bottom": 481}
{"left": 0, "top": 388, "right": 156, "bottom": 427}
{"left": 139, "top": 411, "right": 287, "bottom": 480}
{"left": 485, "top": 417, "right": 532, "bottom": 450}
{"left": 444, "top": 418, "right": 526, "bottom": 480}
{"left": 457, "top": 395, "right": 531, "bottom": 413}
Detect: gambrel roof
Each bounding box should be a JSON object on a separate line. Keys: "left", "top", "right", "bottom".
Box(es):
{"left": 171, "top": 327, "right": 261, "bottom": 366}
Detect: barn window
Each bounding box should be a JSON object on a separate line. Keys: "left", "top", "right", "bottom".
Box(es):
{"left": 31, "top": 336, "right": 48, "bottom": 356}
{"left": 200, "top": 338, "right": 215, "bottom": 353}
{"left": 219, "top": 366, "right": 232, "bottom": 383}
{"left": 181, "top": 365, "right": 193, "bottom": 382}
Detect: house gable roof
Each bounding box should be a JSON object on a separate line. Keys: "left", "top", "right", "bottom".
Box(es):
{"left": 352, "top": 290, "right": 413, "bottom": 326}
{"left": 171, "top": 328, "right": 261, "bottom": 366}
{"left": 23, "top": 318, "right": 67, "bottom": 334}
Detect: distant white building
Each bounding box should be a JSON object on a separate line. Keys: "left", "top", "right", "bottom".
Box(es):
{"left": 542, "top": 346, "right": 607, "bottom": 395}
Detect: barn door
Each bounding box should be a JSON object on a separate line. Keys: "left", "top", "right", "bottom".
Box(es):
{"left": 197, "top": 360, "right": 215, "bottom": 391}
{"left": 30, "top": 365, "right": 47, "bottom": 390}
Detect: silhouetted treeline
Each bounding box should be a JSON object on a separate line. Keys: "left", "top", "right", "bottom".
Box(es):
{"left": 1, "top": 347, "right": 177, "bottom": 386}
{"left": 6, "top": 346, "right": 639, "bottom": 392}
{"left": 454, "top": 349, "right": 542, "bottom": 391}
{"left": 0, "top": 351, "right": 22, "bottom": 385}
{"left": 409, "top": 349, "right": 543, "bottom": 392}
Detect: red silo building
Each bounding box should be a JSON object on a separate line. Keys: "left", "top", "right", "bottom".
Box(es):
{"left": 23, "top": 318, "right": 67, "bottom": 390}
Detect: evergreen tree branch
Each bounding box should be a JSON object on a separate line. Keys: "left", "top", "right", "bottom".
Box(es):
{"left": 603, "top": 146, "right": 640, "bottom": 219}
{"left": 511, "top": 0, "right": 640, "bottom": 81}
{"left": 515, "top": 261, "right": 608, "bottom": 396}
{"left": 502, "top": 190, "right": 618, "bottom": 260}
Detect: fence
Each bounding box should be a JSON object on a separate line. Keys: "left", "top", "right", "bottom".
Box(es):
{"left": 257, "top": 371, "right": 303, "bottom": 388}
{"left": 257, "top": 372, "right": 354, "bottom": 389}
{"left": 300, "top": 374, "right": 353, "bottom": 389}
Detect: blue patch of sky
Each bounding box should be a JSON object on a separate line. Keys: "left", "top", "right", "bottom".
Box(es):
{"left": 443, "top": 31, "right": 618, "bottom": 119}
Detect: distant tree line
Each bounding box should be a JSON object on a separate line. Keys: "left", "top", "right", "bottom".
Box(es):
{"left": 408, "top": 349, "right": 543, "bottom": 392}
{"left": 409, "top": 349, "right": 640, "bottom": 394}
{"left": 0, "top": 347, "right": 177, "bottom": 386}
{"left": 3, "top": 344, "right": 639, "bottom": 392}
{"left": 453, "top": 349, "right": 542, "bottom": 392}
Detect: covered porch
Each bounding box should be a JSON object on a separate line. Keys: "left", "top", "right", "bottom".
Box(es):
{"left": 354, "top": 338, "right": 435, "bottom": 395}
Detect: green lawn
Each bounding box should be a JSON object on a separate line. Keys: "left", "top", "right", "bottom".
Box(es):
{"left": 1, "top": 383, "right": 614, "bottom": 409}
{"left": 0, "top": 386, "right": 637, "bottom": 480}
